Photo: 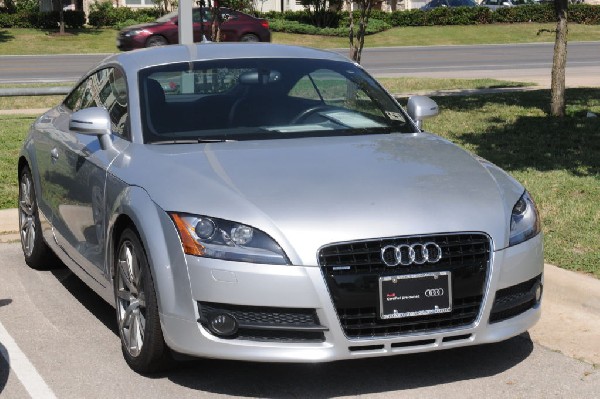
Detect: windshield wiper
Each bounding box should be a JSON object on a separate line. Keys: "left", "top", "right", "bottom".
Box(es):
{"left": 150, "top": 138, "right": 234, "bottom": 144}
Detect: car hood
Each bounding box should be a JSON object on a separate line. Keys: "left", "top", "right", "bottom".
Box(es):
{"left": 120, "top": 22, "right": 161, "bottom": 33}
{"left": 116, "top": 133, "right": 522, "bottom": 264}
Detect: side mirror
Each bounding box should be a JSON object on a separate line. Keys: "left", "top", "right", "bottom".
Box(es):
{"left": 407, "top": 96, "right": 439, "bottom": 130}
{"left": 69, "top": 107, "right": 113, "bottom": 151}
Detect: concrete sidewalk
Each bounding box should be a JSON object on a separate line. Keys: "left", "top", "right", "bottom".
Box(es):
{"left": 1, "top": 207, "right": 598, "bottom": 365}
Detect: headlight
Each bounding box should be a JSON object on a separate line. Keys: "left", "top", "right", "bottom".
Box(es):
{"left": 124, "top": 29, "right": 144, "bottom": 37}
{"left": 170, "top": 213, "right": 289, "bottom": 265}
{"left": 509, "top": 191, "right": 541, "bottom": 246}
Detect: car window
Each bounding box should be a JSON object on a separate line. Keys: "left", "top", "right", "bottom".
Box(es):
{"left": 138, "top": 58, "right": 413, "bottom": 143}
{"left": 289, "top": 69, "right": 386, "bottom": 119}
{"left": 63, "top": 67, "right": 130, "bottom": 139}
{"left": 193, "top": 9, "right": 213, "bottom": 23}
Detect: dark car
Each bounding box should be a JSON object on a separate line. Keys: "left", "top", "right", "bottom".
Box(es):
{"left": 421, "top": 0, "right": 478, "bottom": 10}
{"left": 117, "top": 7, "right": 270, "bottom": 50}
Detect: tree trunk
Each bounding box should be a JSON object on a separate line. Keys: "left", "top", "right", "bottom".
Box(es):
{"left": 59, "top": 9, "right": 65, "bottom": 35}
{"left": 348, "top": 1, "right": 358, "bottom": 62}
{"left": 550, "top": 0, "right": 568, "bottom": 117}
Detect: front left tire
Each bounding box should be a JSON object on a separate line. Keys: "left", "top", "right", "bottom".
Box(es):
{"left": 115, "top": 227, "right": 171, "bottom": 373}
{"left": 19, "top": 166, "right": 53, "bottom": 269}
{"left": 145, "top": 35, "right": 168, "bottom": 47}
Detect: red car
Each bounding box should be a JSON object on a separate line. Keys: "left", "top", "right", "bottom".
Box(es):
{"left": 117, "top": 7, "right": 270, "bottom": 50}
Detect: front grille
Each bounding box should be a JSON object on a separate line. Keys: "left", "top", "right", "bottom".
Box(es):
{"left": 318, "top": 233, "right": 491, "bottom": 339}
{"left": 198, "top": 302, "right": 326, "bottom": 343}
{"left": 489, "top": 275, "right": 541, "bottom": 323}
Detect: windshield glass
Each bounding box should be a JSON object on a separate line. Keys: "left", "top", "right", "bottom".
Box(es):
{"left": 138, "top": 58, "right": 414, "bottom": 143}
{"left": 156, "top": 10, "right": 177, "bottom": 23}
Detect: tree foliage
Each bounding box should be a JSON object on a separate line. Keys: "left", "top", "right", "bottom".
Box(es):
{"left": 300, "top": 0, "right": 343, "bottom": 28}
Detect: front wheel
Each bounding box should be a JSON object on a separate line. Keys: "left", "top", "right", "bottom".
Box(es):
{"left": 115, "top": 227, "right": 171, "bottom": 373}
{"left": 240, "top": 33, "right": 259, "bottom": 43}
{"left": 145, "top": 35, "right": 168, "bottom": 48}
{"left": 19, "top": 166, "right": 53, "bottom": 269}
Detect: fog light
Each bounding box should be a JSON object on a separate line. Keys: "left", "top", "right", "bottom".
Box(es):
{"left": 207, "top": 312, "right": 238, "bottom": 337}
{"left": 535, "top": 283, "right": 543, "bottom": 303}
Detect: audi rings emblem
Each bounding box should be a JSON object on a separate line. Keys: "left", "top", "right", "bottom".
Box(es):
{"left": 425, "top": 288, "right": 444, "bottom": 297}
{"left": 381, "top": 242, "right": 443, "bottom": 266}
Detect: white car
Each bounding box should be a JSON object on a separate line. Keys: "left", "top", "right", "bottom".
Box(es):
{"left": 19, "top": 43, "right": 543, "bottom": 373}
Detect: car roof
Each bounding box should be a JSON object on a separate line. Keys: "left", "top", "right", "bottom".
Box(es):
{"left": 100, "top": 43, "right": 354, "bottom": 74}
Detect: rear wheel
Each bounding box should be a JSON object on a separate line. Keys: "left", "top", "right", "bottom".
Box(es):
{"left": 145, "top": 35, "right": 168, "bottom": 48}
{"left": 115, "top": 227, "right": 171, "bottom": 373}
{"left": 240, "top": 33, "right": 259, "bottom": 42}
{"left": 19, "top": 166, "right": 53, "bottom": 269}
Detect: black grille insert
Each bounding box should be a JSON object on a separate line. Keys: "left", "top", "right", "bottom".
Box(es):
{"left": 490, "top": 274, "right": 542, "bottom": 323}
{"left": 319, "top": 233, "right": 491, "bottom": 339}
{"left": 198, "top": 302, "right": 326, "bottom": 343}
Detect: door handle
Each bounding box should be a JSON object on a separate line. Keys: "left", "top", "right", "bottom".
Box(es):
{"left": 50, "top": 148, "right": 59, "bottom": 162}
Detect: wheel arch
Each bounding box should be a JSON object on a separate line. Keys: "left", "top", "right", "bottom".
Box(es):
{"left": 18, "top": 155, "right": 29, "bottom": 175}
{"left": 145, "top": 34, "right": 169, "bottom": 47}
{"left": 106, "top": 185, "right": 195, "bottom": 321}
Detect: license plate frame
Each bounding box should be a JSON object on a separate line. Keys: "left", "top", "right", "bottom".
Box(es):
{"left": 379, "top": 272, "right": 452, "bottom": 320}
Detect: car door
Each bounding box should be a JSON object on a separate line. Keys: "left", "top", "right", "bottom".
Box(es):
{"left": 46, "top": 67, "right": 130, "bottom": 283}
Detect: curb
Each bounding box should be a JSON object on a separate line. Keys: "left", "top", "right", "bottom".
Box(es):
{"left": 1, "top": 207, "right": 598, "bottom": 364}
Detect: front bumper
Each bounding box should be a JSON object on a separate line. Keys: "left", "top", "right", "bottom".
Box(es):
{"left": 159, "top": 233, "right": 543, "bottom": 362}
{"left": 116, "top": 33, "right": 148, "bottom": 51}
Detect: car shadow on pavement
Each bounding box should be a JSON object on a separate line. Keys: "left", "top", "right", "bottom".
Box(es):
{"left": 50, "top": 267, "right": 118, "bottom": 336}
{"left": 0, "top": 299, "right": 11, "bottom": 395}
{"left": 0, "top": 342, "right": 8, "bottom": 396}
{"left": 161, "top": 334, "right": 534, "bottom": 396}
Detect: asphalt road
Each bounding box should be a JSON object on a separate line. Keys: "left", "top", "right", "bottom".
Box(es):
{"left": 1, "top": 242, "right": 599, "bottom": 399}
{"left": 1, "top": 42, "right": 600, "bottom": 86}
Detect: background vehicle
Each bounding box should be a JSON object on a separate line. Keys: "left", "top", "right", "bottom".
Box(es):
{"left": 19, "top": 43, "right": 543, "bottom": 373}
{"left": 480, "top": 0, "right": 515, "bottom": 10}
{"left": 117, "top": 7, "right": 270, "bottom": 50}
{"left": 421, "top": 0, "right": 478, "bottom": 10}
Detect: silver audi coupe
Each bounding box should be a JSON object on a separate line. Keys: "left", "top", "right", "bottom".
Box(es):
{"left": 18, "top": 43, "right": 543, "bottom": 373}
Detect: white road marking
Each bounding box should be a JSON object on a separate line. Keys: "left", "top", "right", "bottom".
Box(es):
{"left": 0, "top": 320, "right": 57, "bottom": 399}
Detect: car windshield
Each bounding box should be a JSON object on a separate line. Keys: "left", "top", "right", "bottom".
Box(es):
{"left": 138, "top": 58, "right": 414, "bottom": 144}
{"left": 156, "top": 11, "right": 177, "bottom": 23}
{"left": 449, "top": 0, "right": 477, "bottom": 5}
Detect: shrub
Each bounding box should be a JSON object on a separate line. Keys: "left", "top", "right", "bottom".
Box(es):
{"left": 570, "top": 4, "right": 600, "bottom": 25}
{"left": 88, "top": 0, "right": 162, "bottom": 28}
{"left": 0, "top": 13, "right": 18, "bottom": 28}
{"left": 269, "top": 17, "right": 390, "bottom": 37}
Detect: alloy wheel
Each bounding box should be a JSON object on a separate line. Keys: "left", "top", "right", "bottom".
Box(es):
{"left": 19, "top": 172, "right": 36, "bottom": 257}
{"left": 116, "top": 240, "right": 147, "bottom": 358}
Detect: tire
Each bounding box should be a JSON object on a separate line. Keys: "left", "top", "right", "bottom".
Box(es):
{"left": 114, "top": 227, "right": 171, "bottom": 373}
{"left": 240, "top": 33, "right": 259, "bottom": 43}
{"left": 18, "top": 166, "right": 53, "bottom": 269}
{"left": 145, "top": 35, "right": 168, "bottom": 48}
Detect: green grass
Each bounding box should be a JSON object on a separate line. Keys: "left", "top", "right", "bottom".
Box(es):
{"left": 378, "top": 77, "right": 533, "bottom": 94}
{"left": 273, "top": 23, "right": 600, "bottom": 48}
{"left": 1, "top": 89, "right": 598, "bottom": 277}
{"left": 0, "top": 28, "right": 116, "bottom": 55}
{"left": 0, "top": 95, "right": 64, "bottom": 110}
{"left": 0, "top": 115, "right": 34, "bottom": 209}
{"left": 419, "top": 89, "right": 600, "bottom": 277}
{"left": 1, "top": 23, "right": 600, "bottom": 55}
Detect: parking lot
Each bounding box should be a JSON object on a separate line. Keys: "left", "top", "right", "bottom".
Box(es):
{"left": 1, "top": 241, "right": 599, "bottom": 398}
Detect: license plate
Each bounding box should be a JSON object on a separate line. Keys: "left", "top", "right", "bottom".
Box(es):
{"left": 379, "top": 272, "right": 452, "bottom": 319}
